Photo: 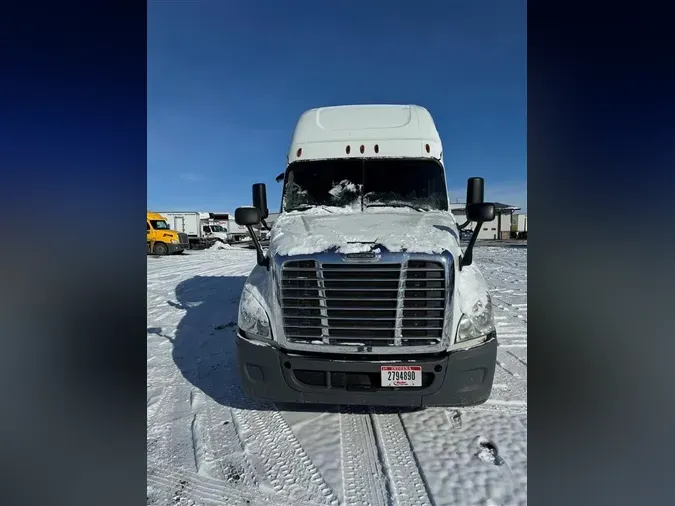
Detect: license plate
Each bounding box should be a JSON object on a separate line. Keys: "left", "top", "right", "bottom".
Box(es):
{"left": 380, "top": 365, "right": 422, "bottom": 387}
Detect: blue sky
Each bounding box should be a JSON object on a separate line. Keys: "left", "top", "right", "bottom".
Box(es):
{"left": 148, "top": 1, "right": 526, "bottom": 213}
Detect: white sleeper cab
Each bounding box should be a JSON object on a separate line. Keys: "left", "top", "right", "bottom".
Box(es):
{"left": 234, "top": 104, "right": 498, "bottom": 407}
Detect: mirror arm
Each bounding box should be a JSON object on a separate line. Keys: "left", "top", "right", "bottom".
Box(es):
{"left": 458, "top": 220, "right": 471, "bottom": 230}
{"left": 245, "top": 225, "right": 269, "bottom": 268}
{"left": 261, "top": 218, "right": 271, "bottom": 231}
{"left": 460, "top": 220, "right": 484, "bottom": 270}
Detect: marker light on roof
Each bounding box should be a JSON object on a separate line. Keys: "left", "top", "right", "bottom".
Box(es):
{"left": 296, "top": 148, "right": 302, "bottom": 157}
{"left": 425, "top": 143, "right": 431, "bottom": 153}
{"left": 360, "top": 145, "right": 365, "bottom": 154}
{"left": 346, "top": 145, "right": 351, "bottom": 154}
{"left": 374, "top": 144, "right": 379, "bottom": 153}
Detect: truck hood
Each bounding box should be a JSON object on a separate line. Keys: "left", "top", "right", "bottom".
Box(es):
{"left": 270, "top": 209, "right": 461, "bottom": 257}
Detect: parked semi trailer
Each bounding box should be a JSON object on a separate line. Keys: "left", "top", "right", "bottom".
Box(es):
{"left": 156, "top": 211, "right": 217, "bottom": 249}
{"left": 146, "top": 211, "right": 189, "bottom": 255}
{"left": 232, "top": 104, "right": 498, "bottom": 407}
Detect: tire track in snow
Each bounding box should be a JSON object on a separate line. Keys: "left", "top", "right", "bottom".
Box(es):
{"left": 233, "top": 408, "right": 340, "bottom": 505}
{"left": 339, "top": 407, "right": 388, "bottom": 506}
{"left": 189, "top": 390, "right": 258, "bottom": 487}
{"left": 464, "top": 404, "right": 527, "bottom": 416}
{"left": 496, "top": 351, "right": 527, "bottom": 379}
{"left": 197, "top": 391, "right": 259, "bottom": 487}
{"left": 147, "top": 382, "right": 199, "bottom": 472}
{"left": 371, "top": 411, "right": 434, "bottom": 506}
{"left": 506, "top": 350, "right": 527, "bottom": 367}
{"left": 147, "top": 458, "right": 324, "bottom": 506}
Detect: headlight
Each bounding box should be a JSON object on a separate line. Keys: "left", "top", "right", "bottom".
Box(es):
{"left": 456, "top": 293, "right": 495, "bottom": 343}
{"left": 170, "top": 239, "right": 178, "bottom": 244}
{"left": 238, "top": 288, "right": 271, "bottom": 338}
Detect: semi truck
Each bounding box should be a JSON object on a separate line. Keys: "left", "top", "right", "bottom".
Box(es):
{"left": 203, "top": 212, "right": 253, "bottom": 243}
{"left": 146, "top": 211, "right": 189, "bottom": 255}
{"left": 233, "top": 104, "right": 498, "bottom": 407}
{"left": 156, "top": 211, "right": 218, "bottom": 249}
{"left": 201, "top": 213, "right": 231, "bottom": 243}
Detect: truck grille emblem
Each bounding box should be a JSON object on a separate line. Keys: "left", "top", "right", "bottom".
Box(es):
{"left": 343, "top": 252, "right": 380, "bottom": 262}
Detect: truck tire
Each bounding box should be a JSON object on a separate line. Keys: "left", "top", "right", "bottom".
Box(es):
{"left": 153, "top": 242, "right": 169, "bottom": 255}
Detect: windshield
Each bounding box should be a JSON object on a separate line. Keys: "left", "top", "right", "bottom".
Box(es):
{"left": 282, "top": 159, "right": 448, "bottom": 212}
{"left": 210, "top": 225, "right": 225, "bottom": 232}
{"left": 151, "top": 220, "right": 170, "bottom": 230}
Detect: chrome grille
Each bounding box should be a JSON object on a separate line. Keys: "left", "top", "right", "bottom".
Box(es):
{"left": 281, "top": 260, "right": 446, "bottom": 347}
{"left": 178, "top": 233, "right": 189, "bottom": 245}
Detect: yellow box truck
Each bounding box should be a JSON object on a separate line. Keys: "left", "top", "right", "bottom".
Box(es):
{"left": 147, "top": 211, "right": 189, "bottom": 255}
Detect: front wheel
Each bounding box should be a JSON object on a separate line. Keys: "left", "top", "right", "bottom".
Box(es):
{"left": 153, "top": 242, "right": 169, "bottom": 255}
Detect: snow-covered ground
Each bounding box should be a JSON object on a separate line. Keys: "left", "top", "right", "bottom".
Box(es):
{"left": 147, "top": 244, "right": 527, "bottom": 506}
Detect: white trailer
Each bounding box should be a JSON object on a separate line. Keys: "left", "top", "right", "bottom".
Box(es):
{"left": 155, "top": 211, "right": 217, "bottom": 249}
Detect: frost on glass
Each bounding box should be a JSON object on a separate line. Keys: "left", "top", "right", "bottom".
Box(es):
{"left": 328, "top": 179, "right": 360, "bottom": 207}
{"left": 238, "top": 288, "right": 270, "bottom": 337}
{"left": 283, "top": 181, "right": 312, "bottom": 210}
{"left": 284, "top": 179, "right": 361, "bottom": 211}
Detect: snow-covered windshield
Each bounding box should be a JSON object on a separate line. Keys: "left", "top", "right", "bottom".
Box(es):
{"left": 282, "top": 159, "right": 448, "bottom": 212}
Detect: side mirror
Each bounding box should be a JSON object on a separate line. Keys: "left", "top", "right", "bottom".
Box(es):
{"left": 252, "top": 183, "right": 269, "bottom": 219}
{"left": 466, "top": 203, "right": 495, "bottom": 223}
{"left": 460, "top": 177, "right": 496, "bottom": 270}
{"left": 235, "top": 206, "right": 268, "bottom": 268}
{"left": 466, "top": 177, "right": 485, "bottom": 205}
{"left": 234, "top": 206, "right": 261, "bottom": 226}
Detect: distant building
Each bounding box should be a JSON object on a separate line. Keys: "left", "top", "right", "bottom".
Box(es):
{"left": 450, "top": 202, "right": 521, "bottom": 240}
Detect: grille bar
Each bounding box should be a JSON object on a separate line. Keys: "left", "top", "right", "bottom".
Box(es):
{"left": 283, "top": 267, "right": 441, "bottom": 272}
{"left": 282, "top": 286, "right": 442, "bottom": 291}
{"left": 281, "top": 335, "right": 440, "bottom": 340}
{"left": 282, "top": 297, "right": 444, "bottom": 302}
{"left": 284, "top": 278, "right": 402, "bottom": 283}
{"left": 282, "top": 306, "right": 442, "bottom": 311}
{"left": 283, "top": 326, "right": 443, "bottom": 331}
{"left": 283, "top": 316, "right": 444, "bottom": 321}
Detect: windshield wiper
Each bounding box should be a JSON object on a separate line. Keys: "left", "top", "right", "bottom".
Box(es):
{"left": 365, "top": 202, "right": 427, "bottom": 212}
{"left": 288, "top": 204, "right": 334, "bottom": 213}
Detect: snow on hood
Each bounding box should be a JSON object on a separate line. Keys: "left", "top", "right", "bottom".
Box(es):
{"left": 269, "top": 208, "right": 460, "bottom": 256}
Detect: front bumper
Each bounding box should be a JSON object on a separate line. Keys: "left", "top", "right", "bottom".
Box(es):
{"left": 236, "top": 330, "right": 497, "bottom": 407}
